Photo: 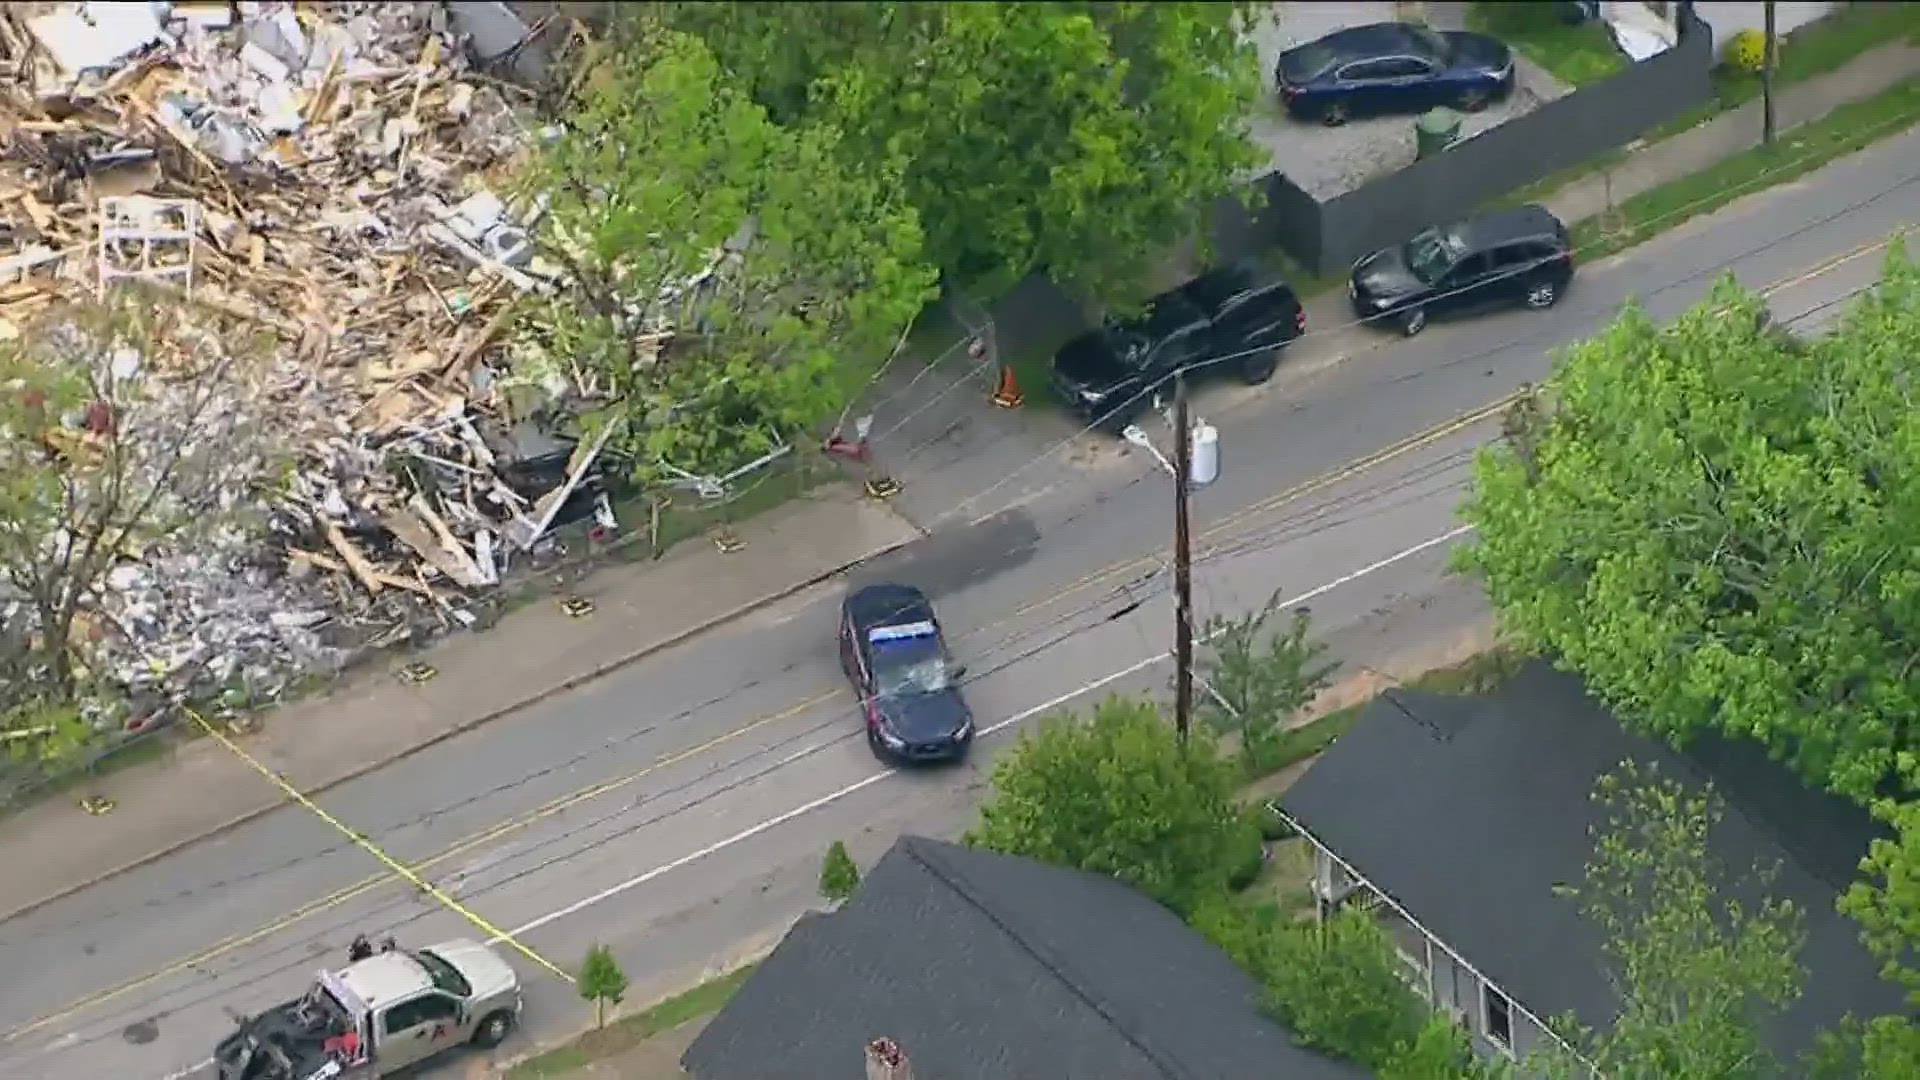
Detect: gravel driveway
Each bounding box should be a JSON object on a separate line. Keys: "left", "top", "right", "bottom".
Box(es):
{"left": 1243, "top": 1, "right": 1574, "bottom": 201}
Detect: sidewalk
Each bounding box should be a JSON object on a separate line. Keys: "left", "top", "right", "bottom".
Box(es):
{"left": 0, "top": 482, "right": 920, "bottom": 922}
{"left": 1544, "top": 41, "right": 1920, "bottom": 224}
{"left": 5, "top": 35, "right": 1919, "bottom": 930}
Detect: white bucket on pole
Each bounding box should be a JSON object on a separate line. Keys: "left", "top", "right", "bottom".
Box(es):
{"left": 1188, "top": 420, "right": 1219, "bottom": 488}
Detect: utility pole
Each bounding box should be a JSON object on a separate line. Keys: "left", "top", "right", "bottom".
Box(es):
{"left": 1761, "top": 1, "right": 1777, "bottom": 145}
{"left": 1171, "top": 373, "right": 1194, "bottom": 747}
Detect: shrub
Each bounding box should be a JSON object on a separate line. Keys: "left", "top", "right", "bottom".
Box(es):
{"left": 1226, "top": 811, "right": 1269, "bottom": 892}
{"left": 1722, "top": 28, "right": 1768, "bottom": 75}
{"left": 1257, "top": 799, "right": 1295, "bottom": 841}
{"left": 818, "top": 840, "right": 860, "bottom": 903}
{"left": 577, "top": 944, "right": 627, "bottom": 1029}
{"left": 967, "top": 697, "right": 1243, "bottom": 917}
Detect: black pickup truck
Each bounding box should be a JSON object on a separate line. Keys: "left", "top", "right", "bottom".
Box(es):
{"left": 1050, "top": 260, "right": 1305, "bottom": 434}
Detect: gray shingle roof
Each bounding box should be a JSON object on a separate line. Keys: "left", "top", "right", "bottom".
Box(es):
{"left": 682, "top": 835, "right": 1369, "bottom": 1080}
{"left": 1279, "top": 659, "right": 1906, "bottom": 1061}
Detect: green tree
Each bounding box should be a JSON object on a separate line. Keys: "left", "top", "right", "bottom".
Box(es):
{"left": 1457, "top": 243, "right": 1920, "bottom": 803}
{"left": 660, "top": 2, "right": 1265, "bottom": 303}
{"left": 1189, "top": 895, "right": 1495, "bottom": 1077}
{"left": 1530, "top": 761, "right": 1806, "bottom": 1080}
{"left": 0, "top": 295, "right": 279, "bottom": 760}
{"left": 966, "top": 696, "right": 1241, "bottom": 916}
{"left": 1380, "top": 1016, "right": 1509, "bottom": 1080}
{"left": 1804, "top": 1014, "right": 1920, "bottom": 1079}
{"left": 819, "top": 839, "right": 860, "bottom": 903}
{"left": 1842, "top": 799, "right": 1920, "bottom": 1031}
{"left": 1196, "top": 594, "right": 1335, "bottom": 774}
{"left": 577, "top": 943, "right": 628, "bottom": 1029}
{"left": 1258, "top": 908, "right": 1430, "bottom": 1071}
{"left": 530, "top": 23, "right": 936, "bottom": 485}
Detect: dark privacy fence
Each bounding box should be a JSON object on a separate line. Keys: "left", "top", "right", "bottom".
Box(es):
{"left": 1249, "top": 4, "right": 1716, "bottom": 275}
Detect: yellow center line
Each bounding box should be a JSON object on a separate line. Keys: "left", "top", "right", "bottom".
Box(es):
{"left": 8, "top": 229, "right": 1901, "bottom": 1046}
{"left": 1, "top": 689, "right": 837, "bottom": 1043}
{"left": 179, "top": 709, "right": 571, "bottom": 983}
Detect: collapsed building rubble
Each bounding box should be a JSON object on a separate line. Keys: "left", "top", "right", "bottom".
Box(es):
{"left": 0, "top": 0, "right": 627, "bottom": 712}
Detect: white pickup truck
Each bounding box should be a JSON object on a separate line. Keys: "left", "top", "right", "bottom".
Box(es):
{"left": 214, "top": 938, "right": 522, "bottom": 1080}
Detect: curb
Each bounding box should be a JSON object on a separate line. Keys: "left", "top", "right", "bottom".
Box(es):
{"left": 488, "top": 942, "right": 780, "bottom": 1078}
{"left": 0, "top": 536, "right": 919, "bottom": 926}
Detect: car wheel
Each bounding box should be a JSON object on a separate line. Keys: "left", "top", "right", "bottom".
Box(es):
{"left": 1457, "top": 88, "right": 1490, "bottom": 112}
{"left": 1320, "top": 101, "right": 1348, "bottom": 126}
{"left": 1400, "top": 307, "right": 1427, "bottom": 336}
{"left": 1525, "top": 280, "right": 1560, "bottom": 309}
{"left": 471, "top": 1011, "right": 514, "bottom": 1049}
{"left": 1239, "top": 351, "right": 1279, "bottom": 385}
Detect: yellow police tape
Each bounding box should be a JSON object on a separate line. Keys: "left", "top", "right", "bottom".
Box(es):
{"left": 182, "top": 707, "right": 574, "bottom": 984}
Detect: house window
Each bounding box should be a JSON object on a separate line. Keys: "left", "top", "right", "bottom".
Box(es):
{"left": 1483, "top": 984, "right": 1514, "bottom": 1052}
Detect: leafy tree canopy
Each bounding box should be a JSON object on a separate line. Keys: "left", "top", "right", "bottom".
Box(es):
{"left": 1196, "top": 594, "right": 1334, "bottom": 775}
{"left": 965, "top": 695, "right": 1242, "bottom": 916}
{"left": 1531, "top": 761, "right": 1805, "bottom": 1080}
{"left": 1459, "top": 243, "right": 1920, "bottom": 802}
{"left": 657, "top": 1, "right": 1265, "bottom": 304}
{"left": 530, "top": 23, "right": 937, "bottom": 482}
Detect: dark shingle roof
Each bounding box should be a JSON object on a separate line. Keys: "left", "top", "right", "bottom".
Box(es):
{"left": 682, "top": 836, "right": 1368, "bottom": 1080}
{"left": 1279, "top": 659, "right": 1905, "bottom": 1060}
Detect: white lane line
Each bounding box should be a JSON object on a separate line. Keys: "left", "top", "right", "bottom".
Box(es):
{"left": 141, "top": 526, "right": 1475, "bottom": 1080}
{"left": 493, "top": 524, "right": 1474, "bottom": 942}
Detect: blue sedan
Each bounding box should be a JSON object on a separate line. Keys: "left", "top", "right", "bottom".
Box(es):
{"left": 1277, "top": 22, "right": 1515, "bottom": 125}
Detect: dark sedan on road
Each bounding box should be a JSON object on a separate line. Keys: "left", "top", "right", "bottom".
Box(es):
{"left": 1277, "top": 21, "right": 1515, "bottom": 125}
{"left": 1349, "top": 204, "right": 1574, "bottom": 336}
{"left": 838, "top": 584, "right": 974, "bottom": 765}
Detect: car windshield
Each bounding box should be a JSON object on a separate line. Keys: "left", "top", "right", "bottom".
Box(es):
{"left": 413, "top": 950, "right": 472, "bottom": 998}
{"left": 870, "top": 628, "right": 953, "bottom": 696}
{"left": 1404, "top": 229, "right": 1465, "bottom": 284}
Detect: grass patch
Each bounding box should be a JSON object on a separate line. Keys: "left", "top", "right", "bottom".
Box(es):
{"left": 1246, "top": 703, "right": 1364, "bottom": 780}
{"left": 0, "top": 727, "right": 179, "bottom": 817}
{"left": 1571, "top": 75, "right": 1920, "bottom": 263}
{"left": 1404, "top": 646, "right": 1526, "bottom": 697}
{"left": 1501, "top": 5, "right": 1920, "bottom": 209}
{"left": 1246, "top": 835, "right": 1319, "bottom": 920}
{"left": 1467, "top": 2, "right": 1626, "bottom": 88}
{"left": 505, "top": 965, "right": 757, "bottom": 1080}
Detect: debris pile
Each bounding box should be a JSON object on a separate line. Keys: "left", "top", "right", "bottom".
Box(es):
{"left": 0, "top": 1, "right": 623, "bottom": 705}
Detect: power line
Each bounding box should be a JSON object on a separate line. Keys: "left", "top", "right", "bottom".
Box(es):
{"left": 858, "top": 132, "right": 1920, "bottom": 533}
{"left": 9, "top": 244, "right": 1901, "bottom": 1074}
{"left": 1, "top": 458, "right": 1485, "bottom": 1067}
{"left": 25, "top": 432, "right": 1473, "bottom": 946}
{"left": 10, "top": 139, "right": 1917, "bottom": 1073}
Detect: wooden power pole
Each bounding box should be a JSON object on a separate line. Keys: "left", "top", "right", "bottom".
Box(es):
{"left": 1761, "top": 1, "right": 1777, "bottom": 145}
{"left": 1172, "top": 373, "right": 1194, "bottom": 746}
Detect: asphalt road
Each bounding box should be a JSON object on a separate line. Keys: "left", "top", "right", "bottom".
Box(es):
{"left": 0, "top": 128, "right": 1913, "bottom": 1080}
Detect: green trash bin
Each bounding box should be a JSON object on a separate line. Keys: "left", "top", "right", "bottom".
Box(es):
{"left": 1415, "top": 107, "right": 1462, "bottom": 159}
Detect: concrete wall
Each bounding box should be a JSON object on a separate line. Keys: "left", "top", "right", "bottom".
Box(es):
{"left": 1258, "top": 3, "right": 1716, "bottom": 274}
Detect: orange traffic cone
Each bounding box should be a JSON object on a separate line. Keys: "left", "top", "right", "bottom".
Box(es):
{"left": 991, "top": 365, "right": 1024, "bottom": 409}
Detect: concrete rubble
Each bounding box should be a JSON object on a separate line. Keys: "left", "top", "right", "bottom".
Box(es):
{"left": 0, "top": 1, "right": 623, "bottom": 713}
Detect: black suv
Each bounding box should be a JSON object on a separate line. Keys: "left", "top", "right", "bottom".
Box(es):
{"left": 1348, "top": 204, "right": 1574, "bottom": 336}
{"left": 1051, "top": 260, "right": 1305, "bottom": 434}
